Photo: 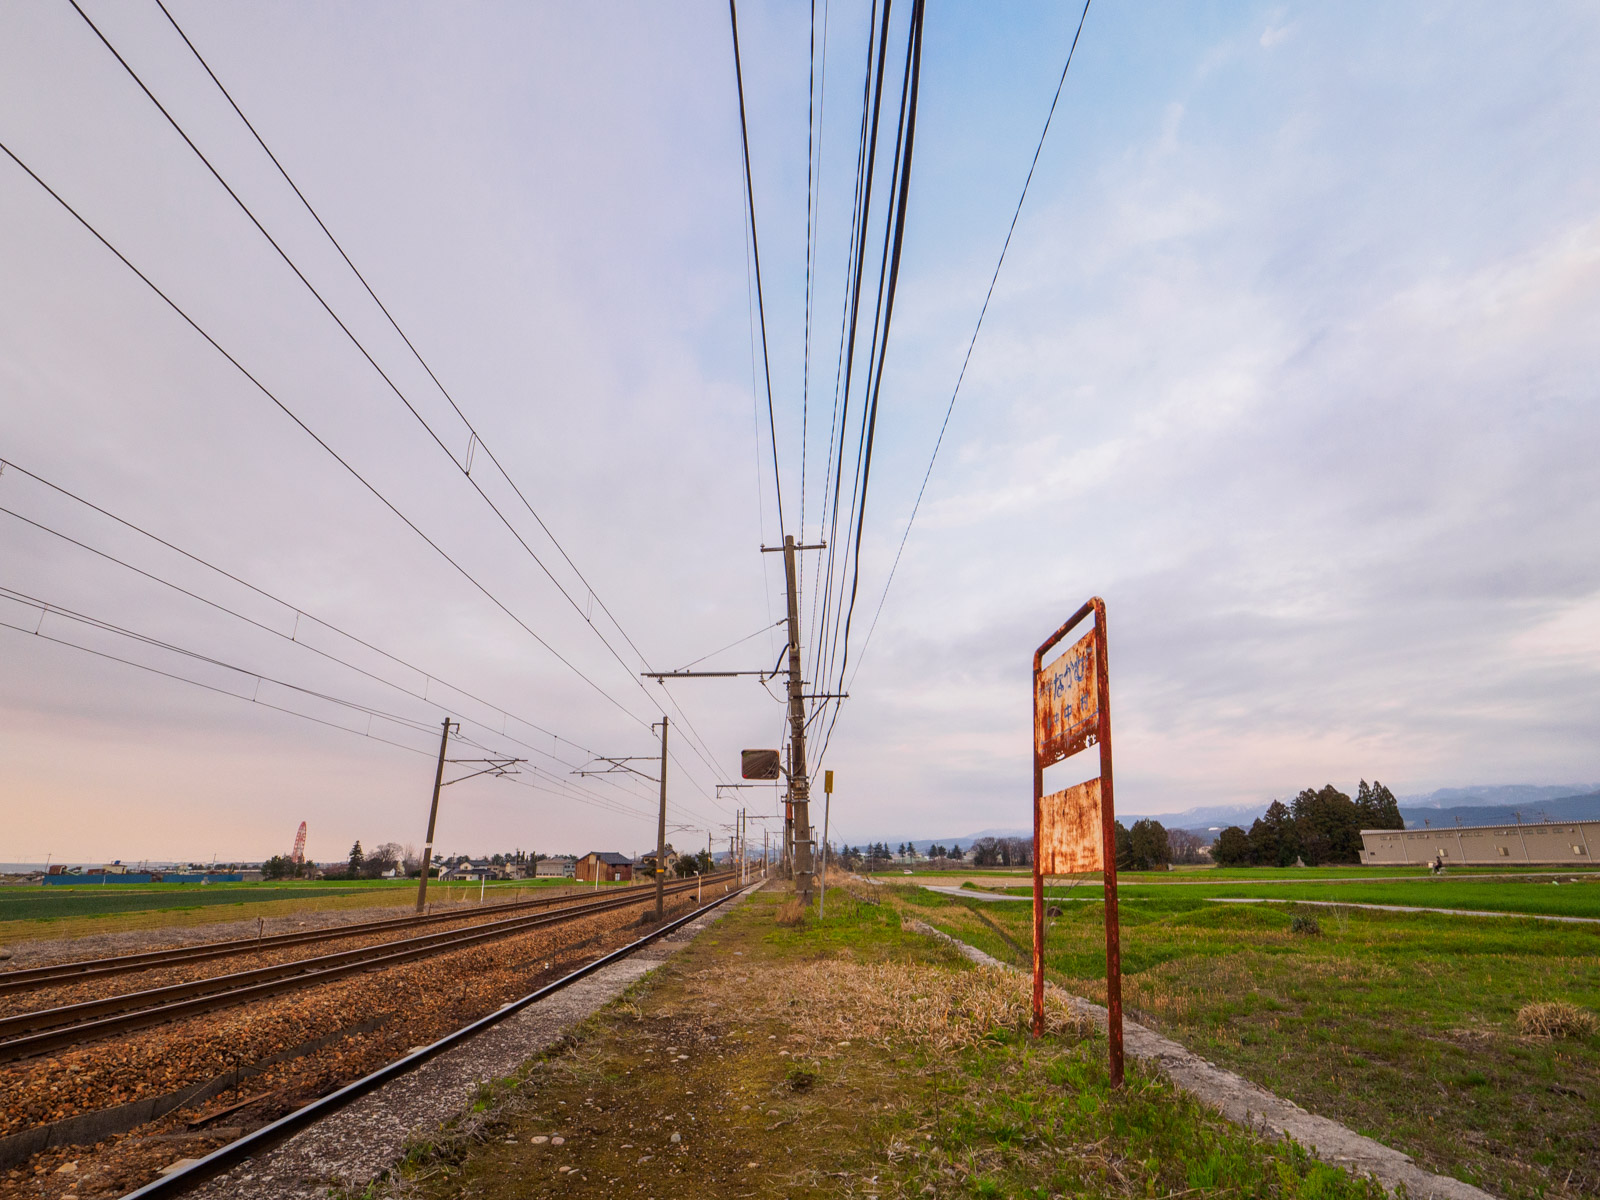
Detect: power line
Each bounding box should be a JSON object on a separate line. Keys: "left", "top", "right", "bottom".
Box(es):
{"left": 0, "top": 585, "right": 664, "bottom": 823}
{"left": 75, "top": 1, "right": 734, "bottom": 805}
{"left": 805, "top": 0, "right": 881, "bottom": 695}
{"left": 849, "top": 0, "right": 1094, "bottom": 687}
{"left": 813, "top": 0, "right": 927, "bottom": 769}
{"left": 0, "top": 137, "right": 650, "bottom": 733}
{"left": 152, "top": 0, "right": 676, "bottom": 695}
{"left": 728, "top": 0, "right": 787, "bottom": 538}
{"left": 808, "top": 0, "right": 905, "bottom": 724}
{"left": 807, "top": 0, "right": 897, "bottom": 730}
{"left": 0, "top": 459, "right": 678, "bottom": 818}
{"left": 827, "top": 0, "right": 925, "bottom": 700}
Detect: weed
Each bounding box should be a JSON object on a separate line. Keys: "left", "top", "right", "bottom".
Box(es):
{"left": 774, "top": 897, "right": 805, "bottom": 927}
{"left": 1290, "top": 913, "right": 1322, "bottom": 935}
{"left": 1516, "top": 1000, "right": 1598, "bottom": 1039}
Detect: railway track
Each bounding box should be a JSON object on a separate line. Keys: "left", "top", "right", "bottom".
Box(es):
{"left": 0, "top": 872, "right": 735, "bottom": 1063}
{"left": 118, "top": 880, "right": 755, "bottom": 1199}
{"left": 0, "top": 874, "right": 707, "bottom": 996}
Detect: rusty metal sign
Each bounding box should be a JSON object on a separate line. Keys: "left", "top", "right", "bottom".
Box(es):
{"left": 741, "top": 749, "right": 780, "bottom": 780}
{"left": 1038, "top": 778, "right": 1102, "bottom": 874}
{"left": 1031, "top": 596, "right": 1123, "bottom": 1087}
{"left": 1035, "top": 629, "right": 1098, "bottom": 766}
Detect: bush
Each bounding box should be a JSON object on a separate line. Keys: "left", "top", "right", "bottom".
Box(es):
{"left": 1516, "top": 1001, "right": 1597, "bottom": 1038}
{"left": 1290, "top": 913, "right": 1322, "bottom": 935}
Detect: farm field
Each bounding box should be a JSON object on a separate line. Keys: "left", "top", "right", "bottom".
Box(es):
{"left": 934, "top": 864, "right": 1600, "bottom": 885}
{"left": 0, "top": 877, "right": 586, "bottom": 944}
{"left": 400, "top": 886, "right": 1390, "bottom": 1200}
{"left": 988, "top": 877, "right": 1600, "bottom": 919}
{"left": 896, "top": 883, "right": 1600, "bottom": 1198}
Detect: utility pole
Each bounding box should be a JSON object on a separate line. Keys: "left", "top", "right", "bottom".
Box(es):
{"left": 758, "top": 534, "right": 821, "bottom": 904}
{"left": 819, "top": 769, "right": 834, "bottom": 919}
{"left": 416, "top": 718, "right": 457, "bottom": 912}
{"left": 654, "top": 717, "right": 668, "bottom": 921}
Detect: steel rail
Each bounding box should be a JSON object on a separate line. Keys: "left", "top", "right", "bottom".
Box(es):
{"left": 0, "top": 875, "right": 733, "bottom": 1062}
{"left": 0, "top": 875, "right": 708, "bottom": 996}
{"left": 120, "top": 879, "right": 755, "bottom": 1199}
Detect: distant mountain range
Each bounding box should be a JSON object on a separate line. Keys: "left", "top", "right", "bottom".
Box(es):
{"left": 882, "top": 785, "right": 1600, "bottom": 849}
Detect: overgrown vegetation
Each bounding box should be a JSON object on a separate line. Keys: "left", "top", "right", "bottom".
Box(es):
{"left": 897, "top": 882, "right": 1600, "bottom": 1198}
{"left": 395, "top": 888, "right": 1396, "bottom": 1199}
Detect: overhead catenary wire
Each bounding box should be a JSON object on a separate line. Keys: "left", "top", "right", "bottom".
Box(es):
{"left": 0, "top": 586, "right": 666, "bottom": 823}
{"left": 71, "top": 1, "right": 733, "bottom": 806}
{"left": 802, "top": 0, "right": 925, "bottom": 768}
{"left": 0, "top": 137, "right": 651, "bottom": 733}
{"left": 728, "top": 0, "right": 787, "bottom": 539}
{"left": 805, "top": 0, "right": 882, "bottom": 695}
{"left": 809, "top": 0, "right": 900, "bottom": 705}
{"left": 848, "top": 0, "right": 1094, "bottom": 688}
{"left": 814, "top": 0, "right": 926, "bottom": 767}
{"left": 0, "top": 460, "right": 691, "bottom": 820}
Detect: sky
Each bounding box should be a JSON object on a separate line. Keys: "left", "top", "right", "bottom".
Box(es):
{"left": 1, "top": 1, "right": 1597, "bottom": 864}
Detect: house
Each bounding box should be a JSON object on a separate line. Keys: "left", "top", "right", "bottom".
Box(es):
{"left": 575, "top": 851, "right": 632, "bottom": 883}
{"left": 633, "top": 848, "right": 679, "bottom": 877}
{"left": 536, "top": 856, "right": 577, "bottom": 878}
{"left": 438, "top": 857, "right": 496, "bottom": 882}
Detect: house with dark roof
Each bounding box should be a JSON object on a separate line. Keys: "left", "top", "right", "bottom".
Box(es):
{"left": 576, "top": 851, "right": 633, "bottom": 883}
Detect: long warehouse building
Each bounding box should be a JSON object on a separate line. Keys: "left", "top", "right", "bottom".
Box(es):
{"left": 1361, "top": 820, "right": 1598, "bottom": 866}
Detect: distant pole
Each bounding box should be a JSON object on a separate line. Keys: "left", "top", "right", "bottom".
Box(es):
{"left": 654, "top": 717, "right": 669, "bottom": 920}
{"left": 819, "top": 770, "right": 834, "bottom": 919}
{"left": 415, "top": 718, "right": 456, "bottom": 913}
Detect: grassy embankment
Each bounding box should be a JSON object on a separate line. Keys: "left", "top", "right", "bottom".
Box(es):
{"left": 386, "top": 886, "right": 1391, "bottom": 1200}
{"left": 0, "top": 877, "right": 589, "bottom": 944}
{"left": 896, "top": 882, "right": 1600, "bottom": 1199}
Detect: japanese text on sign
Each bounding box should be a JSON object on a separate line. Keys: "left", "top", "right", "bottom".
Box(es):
{"left": 1035, "top": 628, "right": 1098, "bottom": 766}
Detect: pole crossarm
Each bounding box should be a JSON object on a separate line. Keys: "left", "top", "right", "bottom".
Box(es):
{"left": 441, "top": 757, "right": 526, "bottom": 786}
{"left": 641, "top": 670, "right": 773, "bottom": 678}
{"left": 572, "top": 755, "right": 659, "bottom": 782}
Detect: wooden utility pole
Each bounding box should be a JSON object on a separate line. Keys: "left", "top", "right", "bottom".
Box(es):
{"left": 819, "top": 769, "right": 834, "bottom": 918}
{"left": 415, "top": 718, "right": 456, "bottom": 913}
{"left": 654, "top": 717, "right": 668, "bottom": 921}
{"left": 754, "top": 535, "right": 816, "bottom": 903}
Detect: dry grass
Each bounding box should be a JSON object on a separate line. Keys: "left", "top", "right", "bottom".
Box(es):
{"left": 1515, "top": 1000, "right": 1598, "bottom": 1039}
{"left": 746, "top": 956, "right": 1091, "bottom": 1051}
{"left": 773, "top": 897, "right": 805, "bottom": 927}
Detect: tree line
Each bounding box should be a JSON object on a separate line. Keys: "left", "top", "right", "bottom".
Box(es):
{"left": 1212, "top": 781, "right": 1403, "bottom": 867}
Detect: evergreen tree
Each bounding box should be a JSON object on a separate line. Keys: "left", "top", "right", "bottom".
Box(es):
{"left": 1246, "top": 801, "right": 1299, "bottom": 866}
{"left": 1355, "top": 780, "right": 1405, "bottom": 830}
{"left": 1291, "top": 785, "right": 1363, "bottom": 864}
{"left": 1125, "top": 819, "right": 1170, "bottom": 870}
{"left": 347, "top": 841, "right": 365, "bottom": 877}
{"left": 1212, "top": 826, "right": 1251, "bottom": 866}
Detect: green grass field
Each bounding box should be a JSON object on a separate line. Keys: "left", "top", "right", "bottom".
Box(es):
{"left": 0, "top": 876, "right": 588, "bottom": 943}
{"left": 893, "top": 882, "right": 1600, "bottom": 1198}
{"left": 984, "top": 877, "right": 1600, "bottom": 919}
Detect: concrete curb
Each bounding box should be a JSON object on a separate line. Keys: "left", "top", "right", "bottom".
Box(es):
{"left": 905, "top": 918, "right": 1497, "bottom": 1200}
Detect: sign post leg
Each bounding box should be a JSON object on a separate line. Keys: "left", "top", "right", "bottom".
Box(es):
{"left": 1032, "top": 656, "right": 1046, "bottom": 1038}
{"left": 1093, "top": 598, "right": 1124, "bottom": 1087}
